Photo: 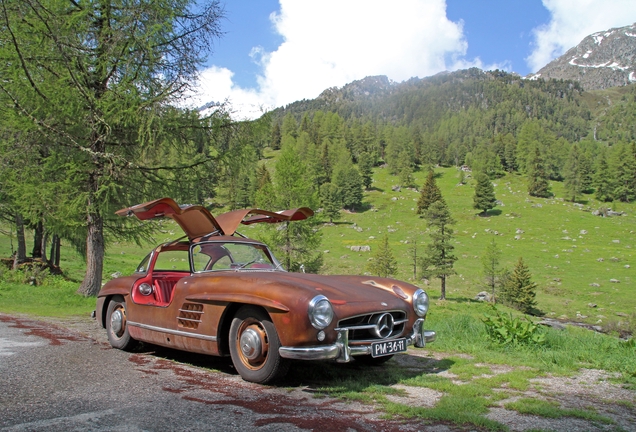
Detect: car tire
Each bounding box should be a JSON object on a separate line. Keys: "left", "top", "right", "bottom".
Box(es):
{"left": 356, "top": 354, "right": 394, "bottom": 365}
{"left": 229, "top": 305, "right": 289, "bottom": 384}
{"left": 106, "top": 296, "right": 138, "bottom": 351}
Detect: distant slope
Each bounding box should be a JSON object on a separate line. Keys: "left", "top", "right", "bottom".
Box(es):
{"left": 530, "top": 22, "right": 636, "bottom": 91}
{"left": 273, "top": 68, "right": 592, "bottom": 143}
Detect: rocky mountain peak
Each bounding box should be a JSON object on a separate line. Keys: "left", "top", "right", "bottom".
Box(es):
{"left": 529, "top": 22, "right": 636, "bottom": 90}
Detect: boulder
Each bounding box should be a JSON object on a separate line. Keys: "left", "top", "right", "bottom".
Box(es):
{"left": 474, "top": 291, "right": 493, "bottom": 302}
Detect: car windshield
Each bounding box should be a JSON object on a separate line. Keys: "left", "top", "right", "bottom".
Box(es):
{"left": 191, "top": 241, "right": 283, "bottom": 273}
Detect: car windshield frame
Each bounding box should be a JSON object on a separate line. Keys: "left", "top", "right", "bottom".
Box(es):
{"left": 189, "top": 240, "right": 285, "bottom": 274}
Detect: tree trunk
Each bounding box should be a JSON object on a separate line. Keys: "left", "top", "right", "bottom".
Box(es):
{"left": 440, "top": 275, "right": 446, "bottom": 300}
{"left": 32, "top": 220, "right": 43, "bottom": 258}
{"left": 13, "top": 213, "right": 27, "bottom": 269}
{"left": 77, "top": 210, "right": 104, "bottom": 296}
{"left": 50, "top": 234, "right": 61, "bottom": 267}
{"left": 41, "top": 231, "right": 49, "bottom": 263}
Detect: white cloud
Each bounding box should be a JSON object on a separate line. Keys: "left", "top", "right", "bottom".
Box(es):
{"left": 191, "top": 0, "right": 473, "bottom": 119}
{"left": 527, "top": 0, "right": 636, "bottom": 72}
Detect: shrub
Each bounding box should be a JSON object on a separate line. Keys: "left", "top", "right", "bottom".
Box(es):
{"left": 482, "top": 306, "right": 546, "bottom": 346}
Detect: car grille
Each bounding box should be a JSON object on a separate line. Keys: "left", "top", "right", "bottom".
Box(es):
{"left": 337, "top": 311, "right": 407, "bottom": 341}
{"left": 177, "top": 303, "right": 203, "bottom": 329}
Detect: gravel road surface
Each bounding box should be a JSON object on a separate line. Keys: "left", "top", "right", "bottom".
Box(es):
{"left": 0, "top": 314, "right": 443, "bottom": 432}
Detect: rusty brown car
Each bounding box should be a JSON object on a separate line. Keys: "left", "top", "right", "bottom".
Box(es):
{"left": 95, "top": 198, "right": 436, "bottom": 383}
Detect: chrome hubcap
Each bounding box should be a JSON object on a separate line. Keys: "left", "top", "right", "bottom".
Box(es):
{"left": 240, "top": 328, "right": 262, "bottom": 361}
{"left": 111, "top": 310, "right": 123, "bottom": 335}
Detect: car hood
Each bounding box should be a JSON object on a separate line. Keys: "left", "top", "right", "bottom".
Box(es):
{"left": 189, "top": 270, "right": 419, "bottom": 308}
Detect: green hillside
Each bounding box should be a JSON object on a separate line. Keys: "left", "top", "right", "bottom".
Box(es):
{"left": 239, "top": 159, "right": 635, "bottom": 329}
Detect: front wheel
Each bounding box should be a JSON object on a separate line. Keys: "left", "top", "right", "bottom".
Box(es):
{"left": 229, "top": 306, "right": 289, "bottom": 383}
{"left": 106, "top": 296, "right": 138, "bottom": 351}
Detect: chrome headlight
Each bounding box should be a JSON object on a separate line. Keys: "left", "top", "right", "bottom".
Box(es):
{"left": 308, "top": 295, "right": 334, "bottom": 329}
{"left": 413, "top": 289, "right": 429, "bottom": 317}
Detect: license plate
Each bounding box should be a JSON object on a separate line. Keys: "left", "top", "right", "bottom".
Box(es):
{"left": 371, "top": 338, "right": 407, "bottom": 357}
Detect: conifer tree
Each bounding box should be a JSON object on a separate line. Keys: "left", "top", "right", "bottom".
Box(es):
{"left": 482, "top": 238, "right": 501, "bottom": 302}
{"left": 473, "top": 172, "right": 497, "bottom": 215}
{"left": 500, "top": 257, "right": 537, "bottom": 314}
{"left": 0, "top": 0, "right": 226, "bottom": 295}
{"left": 580, "top": 152, "right": 594, "bottom": 193}
{"left": 319, "top": 183, "right": 342, "bottom": 223}
{"left": 270, "top": 143, "right": 322, "bottom": 273}
{"left": 611, "top": 143, "right": 636, "bottom": 203}
{"left": 594, "top": 149, "right": 613, "bottom": 202}
{"left": 333, "top": 159, "right": 363, "bottom": 211}
{"left": 271, "top": 121, "right": 282, "bottom": 150}
{"left": 421, "top": 200, "right": 457, "bottom": 300}
{"left": 563, "top": 144, "right": 584, "bottom": 202}
{"left": 417, "top": 170, "right": 442, "bottom": 214}
{"left": 358, "top": 151, "right": 374, "bottom": 190}
{"left": 527, "top": 147, "right": 551, "bottom": 198}
{"left": 367, "top": 234, "right": 398, "bottom": 278}
{"left": 254, "top": 165, "right": 277, "bottom": 210}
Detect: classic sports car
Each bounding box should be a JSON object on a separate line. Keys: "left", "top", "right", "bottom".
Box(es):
{"left": 95, "top": 198, "right": 435, "bottom": 383}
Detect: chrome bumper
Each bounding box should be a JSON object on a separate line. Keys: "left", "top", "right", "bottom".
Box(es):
{"left": 279, "top": 318, "right": 436, "bottom": 362}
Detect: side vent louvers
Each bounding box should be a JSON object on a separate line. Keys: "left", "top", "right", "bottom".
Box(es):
{"left": 178, "top": 303, "right": 204, "bottom": 329}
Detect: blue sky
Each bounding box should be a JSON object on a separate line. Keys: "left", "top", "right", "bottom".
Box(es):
{"left": 189, "top": 0, "right": 636, "bottom": 118}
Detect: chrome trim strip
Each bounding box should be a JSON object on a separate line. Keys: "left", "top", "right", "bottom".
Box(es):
{"left": 177, "top": 317, "right": 202, "bottom": 323}
{"left": 128, "top": 321, "right": 217, "bottom": 342}
{"left": 178, "top": 309, "right": 204, "bottom": 314}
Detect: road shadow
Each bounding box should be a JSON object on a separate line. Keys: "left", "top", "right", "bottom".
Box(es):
{"left": 280, "top": 353, "right": 454, "bottom": 391}
{"left": 135, "top": 343, "right": 453, "bottom": 389}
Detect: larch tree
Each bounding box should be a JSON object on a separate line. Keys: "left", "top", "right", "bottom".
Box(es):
{"left": 319, "top": 183, "right": 342, "bottom": 223}
{"left": 500, "top": 257, "right": 537, "bottom": 314}
{"left": 611, "top": 143, "right": 636, "bottom": 203}
{"left": 270, "top": 142, "right": 323, "bottom": 273}
{"left": 563, "top": 144, "right": 584, "bottom": 202}
{"left": 527, "top": 147, "right": 551, "bottom": 198}
{"left": 594, "top": 149, "right": 614, "bottom": 202}
{"left": 421, "top": 200, "right": 457, "bottom": 300}
{"left": 417, "top": 170, "right": 442, "bottom": 215}
{"left": 0, "top": 0, "right": 227, "bottom": 295}
{"left": 367, "top": 234, "right": 398, "bottom": 278}
{"left": 481, "top": 238, "right": 502, "bottom": 302}
{"left": 473, "top": 172, "right": 497, "bottom": 215}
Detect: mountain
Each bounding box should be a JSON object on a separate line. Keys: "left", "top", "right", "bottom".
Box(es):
{"left": 529, "top": 23, "right": 636, "bottom": 90}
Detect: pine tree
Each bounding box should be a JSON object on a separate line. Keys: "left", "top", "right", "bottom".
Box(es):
{"left": 358, "top": 151, "right": 374, "bottom": 190}
{"left": 611, "top": 143, "right": 636, "bottom": 203}
{"left": 421, "top": 200, "right": 457, "bottom": 300}
{"left": 417, "top": 170, "right": 442, "bottom": 214}
{"left": 270, "top": 143, "right": 323, "bottom": 272}
{"left": 500, "top": 257, "right": 537, "bottom": 314}
{"left": 333, "top": 159, "right": 363, "bottom": 211}
{"left": 594, "top": 149, "right": 613, "bottom": 202}
{"left": 254, "top": 165, "right": 277, "bottom": 210}
{"left": 473, "top": 172, "right": 497, "bottom": 215}
{"left": 481, "top": 238, "right": 501, "bottom": 302}
{"left": 580, "top": 152, "right": 594, "bottom": 193}
{"left": 319, "top": 183, "right": 342, "bottom": 223}
{"left": 271, "top": 121, "right": 282, "bottom": 150}
{"left": 527, "top": 147, "right": 551, "bottom": 198}
{"left": 367, "top": 234, "right": 398, "bottom": 278}
{"left": 563, "top": 144, "right": 584, "bottom": 202}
